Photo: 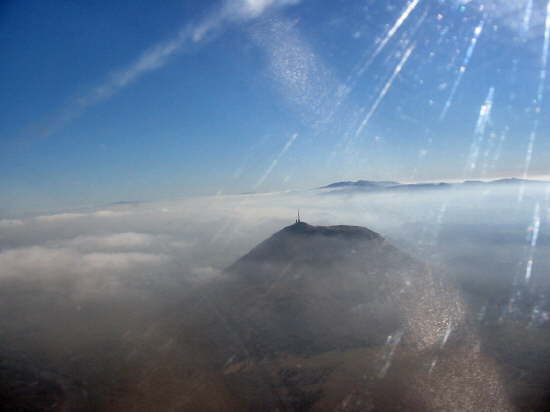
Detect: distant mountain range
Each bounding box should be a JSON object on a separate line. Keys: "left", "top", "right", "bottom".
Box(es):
{"left": 319, "top": 177, "right": 546, "bottom": 194}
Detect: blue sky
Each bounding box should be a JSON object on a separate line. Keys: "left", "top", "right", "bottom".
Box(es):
{"left": 1, "top": 0, "right": 550, "bottom": 212}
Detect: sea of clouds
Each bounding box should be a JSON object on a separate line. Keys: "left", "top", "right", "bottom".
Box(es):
{"left": 1, "top": 183, "right": 548, "bottom": 302}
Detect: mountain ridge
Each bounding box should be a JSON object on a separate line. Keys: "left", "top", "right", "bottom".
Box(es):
{"left": 319, "top": 177, "right": 546, "bottom": 194}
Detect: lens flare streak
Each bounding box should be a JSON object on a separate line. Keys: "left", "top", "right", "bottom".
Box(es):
{"left": 490, "top": 127, "right": 508, "bottom": 171}
{"left": 358, "top": 0, "right": 421, "bottom": 77}
{"left": 255, "top": 133, "right": 299, "bottom": 189}
{"left": 537, "top": 0, "right": 550, "bottom": 104}
{"left": 525, "top": 202, "right": 541, "bottom": 282}
{"left": 440, "top": 20, "right": 485, "bottom": 121}
{"left": 520, "top": 1, "right": 550, "bottom": 199}
{"left": 466, "top": 87, "right": 494, "bottom": 175}
{"left": 354, "top": 45, "right": 416, "bottom": 139}
{"left": 378, "top": 330, "right": 404, "bottom": 378}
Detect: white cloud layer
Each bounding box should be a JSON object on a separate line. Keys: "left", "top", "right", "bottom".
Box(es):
{"left": 0, "top": 246, "right": 168, "bottom": 297}
{"left": 0, "top": 219, "right": 23, "bottom": 228}
{"left": 61, "top": 232, "right": 156, "bottom": 251}
{"left": 1, "top": 183, "right": 548, "bottom": 301}
{"left": 35, "top": 210, "right": 131, "bottom": 223}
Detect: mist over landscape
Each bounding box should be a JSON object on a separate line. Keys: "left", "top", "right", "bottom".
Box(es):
{"left": 3, "top": 0, "right": 550, "bottom": 409}
{"left": 1, "top": 180, "right": 549, "bottom": 410}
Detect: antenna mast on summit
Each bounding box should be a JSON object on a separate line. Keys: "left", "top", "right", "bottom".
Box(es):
{"left": 296, "top": 209, "right": 301, "bottom": 223}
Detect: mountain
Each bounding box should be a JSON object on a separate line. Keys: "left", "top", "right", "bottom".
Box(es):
{"left": 0, "top": 222, "right": 536, "bottom": 411}
{"left": 219, "top": 222, "right": 408, "bottom": 356}
{"left": 184, "top": 222, "right": 511, "bottom": 411}
{"left": 0, "top": 362, "right": 64, "bottom": 412}
{"left": 319, "top": 178, "right": 546, "bottom": 195}
{"left": 322, "top": 180, "right": 399, "bottom": 189}
{"left": 0, "top": 349, "right": 86, "bottom": 412}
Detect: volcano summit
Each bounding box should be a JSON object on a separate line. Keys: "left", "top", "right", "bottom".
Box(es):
{"left": 183, "top": 221, "right": 511, "bottom": 411}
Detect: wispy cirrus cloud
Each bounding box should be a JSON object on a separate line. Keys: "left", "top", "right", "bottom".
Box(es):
{"left": 224, "top": 0, "right": 301, "bottom": 20}
{"left": 36, "top": 0, "right": 302, "bottom": 139}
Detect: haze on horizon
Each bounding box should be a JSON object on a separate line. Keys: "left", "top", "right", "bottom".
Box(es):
{"left": 2, "top": 0, "right": 550, "bottom": 212}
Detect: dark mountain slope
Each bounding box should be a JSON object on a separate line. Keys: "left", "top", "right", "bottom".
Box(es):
{"left": 182, "top": 221, "right": 511, "bottom": 411}
{"left": 217, "top": 222, "right": 405, "bottom": 356}
{"left": 0, "top": 222, "right": 516, "bottom": 411}
{"left": 213, "top": 222, "right": 462, "bottom": 358}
